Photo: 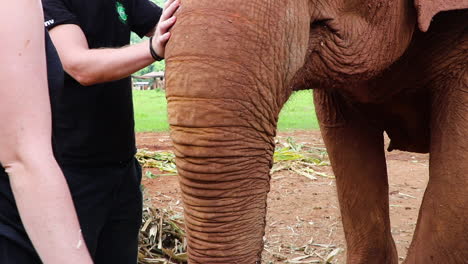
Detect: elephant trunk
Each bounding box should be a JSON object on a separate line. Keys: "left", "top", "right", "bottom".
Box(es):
{"left": 164, "top": 1, "right": 310, "bottom": 262}
{"left": 167, "top": 106, "right": 274, "bottom": 263}
{"left": 166, "top": 74, "right": 276, "bottom": 263}
{"left": 165, "top": 46, "right": 277, "bottom": 263}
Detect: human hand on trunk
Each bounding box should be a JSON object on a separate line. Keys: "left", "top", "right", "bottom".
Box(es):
{"left": 151, "top": 0, "right": 180, "bottom": 60}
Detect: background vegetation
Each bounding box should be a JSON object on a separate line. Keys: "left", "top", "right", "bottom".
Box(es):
{"left": 133, "top": 90, "right": 319, "bottom": 132}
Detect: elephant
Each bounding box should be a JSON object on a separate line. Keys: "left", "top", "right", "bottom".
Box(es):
{"left": 164, "top": 0, "right": 467, "bottom": 263}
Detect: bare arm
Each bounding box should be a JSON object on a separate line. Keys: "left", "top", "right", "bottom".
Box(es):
{"left": 49, "top": 0, "right": 179, "bottom": 86}
{"left": 0, "top": 1, "right": 92, "bottom": 263}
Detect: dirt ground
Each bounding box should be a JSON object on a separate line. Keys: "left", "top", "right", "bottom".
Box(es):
{"left": 136, "top": 131, "right": 429, "bottom": 264}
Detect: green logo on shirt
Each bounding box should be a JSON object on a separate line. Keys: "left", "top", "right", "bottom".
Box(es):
{"left": 116, "top": 2, "right": 128, "bottom": 24}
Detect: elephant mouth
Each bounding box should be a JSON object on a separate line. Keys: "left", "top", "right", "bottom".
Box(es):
{"left": 310, "top": 18, "right": 342, "bottom": 39}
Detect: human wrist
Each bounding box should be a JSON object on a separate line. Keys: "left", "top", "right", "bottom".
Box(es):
{"left": 149, "top": 36, "right": 164, "bottom": 61}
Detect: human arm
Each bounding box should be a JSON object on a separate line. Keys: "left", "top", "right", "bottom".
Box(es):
{"left": 0, "top": 1, "right": 93, "bottom": 263}
{"left": 48, "top": 0, "right": 179, "bottom": 86}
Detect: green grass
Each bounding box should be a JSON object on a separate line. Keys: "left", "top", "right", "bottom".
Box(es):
{"left": 133, "top": 90, "right": 169, "bottom": 132}
{"left": 133, "top": 90, "right": 318, "bottom": 132}
{"left": 277, "top": 90, "right": 318, "bottom": 130}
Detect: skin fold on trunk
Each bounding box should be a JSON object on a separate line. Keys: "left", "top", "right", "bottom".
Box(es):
{"left": 165, "top": 0, "right": 310, "bottom": 263}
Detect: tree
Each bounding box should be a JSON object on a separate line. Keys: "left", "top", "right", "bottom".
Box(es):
{"left": 131, "top": 0, "right": 166, "bottom": 76}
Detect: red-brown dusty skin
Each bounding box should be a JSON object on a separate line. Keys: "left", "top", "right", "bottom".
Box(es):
{"left": 163, "top": 0, "right": 467, "bottom": 262}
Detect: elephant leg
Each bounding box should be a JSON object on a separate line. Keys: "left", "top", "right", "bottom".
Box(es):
{"left": 314, "top": 90, "right": 397, "bottom": 264}
{"left": 404, "top": 81, "right": 468, "bottom": 263}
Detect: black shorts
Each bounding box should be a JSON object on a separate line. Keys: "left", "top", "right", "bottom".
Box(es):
{"left": 0, "top": 158, "right": 143, "bottom": 264}
{"left": 0, "top": 236, "right": 41, "bottom": 264}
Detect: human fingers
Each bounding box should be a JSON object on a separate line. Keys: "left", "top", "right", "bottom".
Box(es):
{"left": 158, "top": 16, "right": 177, "bottom": 34}
{"left": 160, "top": 0, "right": 180, "bottom": 22}
{"left": 152, "top": 32, "right": 171, "bottom": 58}
{"left": 161, "top": 0, "right": 179, "bottom": 21}
{"left": 164, "top": 0, "right": 176, "bottom": 10}
{"left": 158, "top": 32, "right": 171, "bottom": 45}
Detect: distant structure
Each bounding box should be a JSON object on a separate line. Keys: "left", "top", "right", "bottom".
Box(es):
{"left": 131, "top": 71, "right": 165, "bottom": 90}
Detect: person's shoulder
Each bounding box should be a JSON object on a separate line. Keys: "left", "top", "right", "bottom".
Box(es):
{"left": 43, "top": 0, "right": 80, "bottom": 30}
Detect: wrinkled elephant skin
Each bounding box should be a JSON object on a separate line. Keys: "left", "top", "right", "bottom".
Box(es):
{"left": 164, "top": 0, "right": 468, "bottom": 263}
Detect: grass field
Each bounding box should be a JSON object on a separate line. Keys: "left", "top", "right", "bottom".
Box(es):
{"left": 133, "top": 90, "right": 319, "bottom": 132}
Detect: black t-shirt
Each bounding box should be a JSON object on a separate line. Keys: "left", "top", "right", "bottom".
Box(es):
{"left": 42, "top": 0, "right": 162, "bottom": 166}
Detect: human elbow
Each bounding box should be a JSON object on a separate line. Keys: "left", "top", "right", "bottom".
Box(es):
{"left": 73, "top": 74, "right": 96, "bottom": 87}
{"left": 2, "top": 154, "right": 37, "bottom": 179}
{"left": 64, "top": 62, "right": 99, "bottom": 86}
{"left": 0, "top": 152, "right": 21, "bottom": 175}
{"left": 1, "top": 149, "right": 56, "bottom": 179}
{"left": 2, "top": 160, "right": 26, "bottom": 177}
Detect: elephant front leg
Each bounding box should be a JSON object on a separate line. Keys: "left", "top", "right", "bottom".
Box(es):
{"left": 404, "top": 80, "right": 468, "bottom": 263}
{"left": 314, "top": 90, "right": 398, "bottom": 264}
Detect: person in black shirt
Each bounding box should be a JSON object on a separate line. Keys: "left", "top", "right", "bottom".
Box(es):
{"left": 42, "top": 0, "right": 179, "bottom": 263}
{"left": 0, "top": 1, "right": 93, "bottom": 263}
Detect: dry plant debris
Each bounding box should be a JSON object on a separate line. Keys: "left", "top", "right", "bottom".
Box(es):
{"left": 136, "top": 137, "right": 330, "bottom": 180}
{"left": 136, "top": 137, "right": 333, "bottom": 263}
{"left": 136, "top": 150, "right": 177, "bottom": 177}
{"left": 138, "top": 206, "right": 187, "bottom": 264}
{"left": 272, "top": 137, "right": 331, "bottom": 180}
{"left": 264, "top": 238, "right": 343, "bottom": 264}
